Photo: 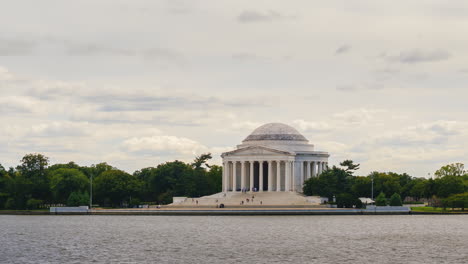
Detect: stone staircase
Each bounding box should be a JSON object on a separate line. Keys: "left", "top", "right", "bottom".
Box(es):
{"left": 169, "top": 192, "right": 324, "bottom": 207}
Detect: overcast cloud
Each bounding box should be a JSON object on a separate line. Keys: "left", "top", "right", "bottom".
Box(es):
{"left": 1, "top": 0, "right": 468, "bottom": 177}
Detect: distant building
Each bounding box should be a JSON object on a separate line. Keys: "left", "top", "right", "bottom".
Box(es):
{"left": 221, "top": 123, "right": 329, "bottom": 192}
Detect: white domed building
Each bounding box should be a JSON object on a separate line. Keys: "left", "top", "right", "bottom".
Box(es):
{"left": 221, "top": 123, "right": 329, "bottom": 193}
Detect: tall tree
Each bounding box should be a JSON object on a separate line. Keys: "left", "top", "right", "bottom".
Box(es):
{"left": 17, "top": 153, "right": 49, "bottom": 178}
{"left": 16, "top": 153, "right": 51, "bottom": 202}
{"left": 435, "top": 175, "right": 464, "bottom": 198}
{"left": 435, "top": 163, "right": 466, "bottom": 178}
{"left": 94, "top": 170, "right": 141, "bottom": 207}
{"left": 339, "top": 160, "right": 360, "bottom": 175}
{"left": 192, "top": 153, "right": 212, "bottom": 169}
{"left": 303, "top": 166, "right": 351, "bottom": 199}
{"left": 49, "top": 168, "right": 89, "bottom": 203}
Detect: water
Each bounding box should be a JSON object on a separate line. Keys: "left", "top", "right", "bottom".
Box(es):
{"left": 0, "top": 215, "right": 467, "bottom": 264}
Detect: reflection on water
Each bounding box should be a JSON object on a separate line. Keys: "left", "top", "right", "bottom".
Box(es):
{"left": 0, "top": 215, "right": 467, "bottom": 263}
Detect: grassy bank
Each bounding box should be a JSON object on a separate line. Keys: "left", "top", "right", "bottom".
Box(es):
{"left": 411, "top": 207, "right": 467, "bottom": 214}
{"left": 0, "top": 209, "right": 49, "bottom": 215}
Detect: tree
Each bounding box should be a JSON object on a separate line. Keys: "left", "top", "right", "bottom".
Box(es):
{"left": 336, "top": 193, "right": 358, "bottom": 208}
{"left": 192, "top": 153, "right": 212, "bottom": 169}
{"left": 16, "top": 153, "right": 51, "bottom": 202}
{"left": 0, "top": 164, "right": 11, "bottom": 209}
{"left": 5, "top": 173, "right": 34, "bottom": 209}
{"left": 303, "top": 166, "right": 351, "bottom": 199}
{"left": 49, "top": 168, "right": 89, "bottom": 203}
{"left": 17, "top": 153, "right": 49, "bottom": 178}
{"left": 443, "top": 192, "right": 468, "bottom": 211}
{"left": 302, "top": 177, "right": 321, "bottom": 196}
{"left": 435, "top": 163, "right": 466, "bottom": 178}
{"left": 133, "top": 167, "right": 158, "bottom": 202}
{"left": 149, "top": 161, "right": 192, "bottom": 200}
{"left": 207, "top": 165, "right": 222, "bottom": 193}
{"left": 350, "top": 176, "right": 371, "bottom": 198}
{"left": 94, "top": 170, "right": 141, "bottom": 207}
{"left": 369, "top": 172, "right": 402, "bottom": 197}
{"left": 409, "top": 179, "right": 428, "bottom": 200}
{"left": 389, "top": 193, "right": 403, "bottom": 206}
{"left": 48, "top": 162, "right": 81, "bottom": 171}
{"left": 0, "top": 163, "right": 6, "bottom": 175}
{"left": 339, "top": 160, "right": 360, "bottom": 175}
{"left": 435, "top": 175, "right": 464, "bottom": 198}
{"left": 26, "top": 198, "right": 43, "bottom": 209}
{"left": 375, "top": 192, "right": 387, "bottom": 206}
{"left": 67, "top": 191, "right": 89, "bottom": 206}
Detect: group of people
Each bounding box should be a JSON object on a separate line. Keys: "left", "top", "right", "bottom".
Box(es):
{"left": 241, "top": 187, "right": 257, "bottom": 193}
{"left": 240, "top": 187, "right": 258, "bottom": 193}
{"left": 240, "top": 195, "right": 262, "bottom": 205}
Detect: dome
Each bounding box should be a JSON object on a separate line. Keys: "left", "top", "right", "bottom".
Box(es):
{"left": 243, "top": 123, "right": 308, "bottom": 142}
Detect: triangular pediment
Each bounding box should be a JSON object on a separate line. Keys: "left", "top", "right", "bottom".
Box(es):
{"left": 222, "top": 146, "right": 293, "bottom": 157}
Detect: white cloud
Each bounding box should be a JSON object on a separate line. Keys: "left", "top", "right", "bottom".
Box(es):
{"left": 386, "top": 49, "right": 451, "bottom": 64}
{"left": 333, "top": 108, "right": 386, "bottom": 126}
{"left": 0, "top": 96, "right": 40, "bottom": 114}
{"left": 292, "top": 119, "right": 331, "bottom": 132}
{"left": 122, "top": 135, "right": 209, "bottom": 156}
{"left": 29, "top": 121, "right": 91, "bottom": 137}
{"left": 2, "top": 1, "right": 468, "bottom": 176}
{"left": 0, "top": 66, "right": 17, "bottom": 81}
{"left": 237, "top": 10, "right": 295, "bottom": 23}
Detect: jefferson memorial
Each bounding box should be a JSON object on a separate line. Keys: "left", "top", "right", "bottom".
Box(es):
{"left": 221, "top": 123, "right": 329, "bottom": 193}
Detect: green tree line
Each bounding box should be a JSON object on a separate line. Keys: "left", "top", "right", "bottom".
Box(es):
{"left": 2, "top": 154, "right": 467, "bottom": 210}
{"left": 0, "top": 153, "right": 222, "bottom": 209}
{"left": 303, "top": 160, "right": 468, "bottom": 208}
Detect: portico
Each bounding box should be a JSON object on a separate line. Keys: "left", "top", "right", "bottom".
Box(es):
{"left": 221, "top": 123, "right": 329, "bottom": 193}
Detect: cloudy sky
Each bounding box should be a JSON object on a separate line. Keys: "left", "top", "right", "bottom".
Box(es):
{"left": 1, "top": 0, "right": 468, "bottom": 177}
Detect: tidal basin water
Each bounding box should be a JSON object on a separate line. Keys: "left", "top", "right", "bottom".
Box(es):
{"left": 1, "top": 215, "right": 467, "bottom": 264}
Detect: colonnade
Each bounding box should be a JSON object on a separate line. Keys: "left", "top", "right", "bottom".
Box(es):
{"left": 302, "top": 161, "right": 328, "bottom": 181}
{"left": 222, "top": 160, "right": 328, "bottom": 192}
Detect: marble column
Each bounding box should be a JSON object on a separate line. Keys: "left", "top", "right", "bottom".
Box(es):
{"left": 276, "top": 161, "right": 281, "bottom": 192}
{"left": 300, "top": 161, "right": 304, "bottom": 187}
{"left": 249, "top": 161, "right": 254, "bottom": 191}
{"left": 222, "top": 162, "right": 227, "bottom": 192}
{"left": 290, "top": 161, "right": 294, "bottom": 191}
{"left": 232, "top": 161, "right": 237, "bottom": 192}
{"left": 241, "top": 161, "right": 246, "bottom": 191}
{"left": 285, "top": 161, "right": 290, "bottom": 191}
{"left": 268, "top": 160, "right": 273, "bottom": 191}
{"left": 317, "top": 161, "right": 322, "bottom": 176}
{"left": 307, "top": 161, "right": 311, "bottom": 180}
{"left": 259, "top": 161, "right": 264, "bottom": 192}
{"left": 312, "top": 161, "right": 316, "bottom": 177}
{"left": 292, "top": 161, "right": 296, "bottom": 192}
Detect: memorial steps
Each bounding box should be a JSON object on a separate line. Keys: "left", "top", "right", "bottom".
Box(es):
{"left": 169, "top": 191, "right": 324, "bottom": 207}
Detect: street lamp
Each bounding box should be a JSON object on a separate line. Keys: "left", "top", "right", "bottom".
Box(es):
{"left": 89, "top": 172, "right": 93, "bottom": 209}
{"left": 371, "top": 174, "right": 374, "bottom": 204}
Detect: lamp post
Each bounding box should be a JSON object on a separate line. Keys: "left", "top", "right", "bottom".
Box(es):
{"left": 89, "top": 172, "right": 93, "bottom": 210}
{"left": 371, "top": 175, "right": 374, "bottom": 204}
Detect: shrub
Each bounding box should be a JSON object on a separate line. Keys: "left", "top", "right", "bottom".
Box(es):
{"left": 355, "top": 198, "right": 363, "bottom": 209}
{"left": 443, "top": 192, "right": 468, "bottom": 211}
{"left": 129, "top": 198, "right": 141, "bottom": 208}
{"left": 389, "top": 193, "right": 403, "bottom": 206}
{"left": 336, "top": 193, "right": 355, "bottom": 208}
{"left": 336, "top": 193, "right": 363, "bottom": 208}
{"left": 375, "top": 192, "right": 387, "bottom": 206}
{"left": 4, "top": 198, "right": 15, "bottom": 209}
{"left": 26, "top": 198, "right": 43, "bottom": 210}
{"left": 67, "top": 191, "right": 89, "bottom": 206}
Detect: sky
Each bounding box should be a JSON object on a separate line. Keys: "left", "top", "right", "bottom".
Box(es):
{"left": 1, "top": 0, "right": 468, "bottom": 177}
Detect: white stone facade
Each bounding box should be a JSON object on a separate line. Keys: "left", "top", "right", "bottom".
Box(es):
{"left": 221, "top": 123, "right": 329, "bottom": 193}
